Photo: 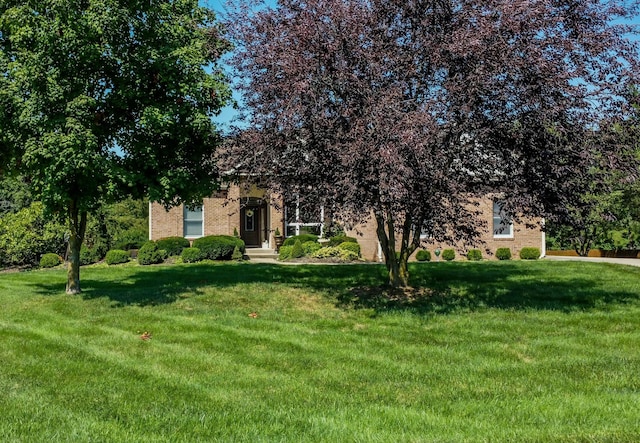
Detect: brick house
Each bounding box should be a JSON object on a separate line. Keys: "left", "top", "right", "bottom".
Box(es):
{"left": 149, "top": 184, "right": 545, "bottom": 261}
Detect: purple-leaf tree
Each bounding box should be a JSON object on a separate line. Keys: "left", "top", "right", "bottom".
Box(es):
{"left": 224, "top": 0, "right": 640, "bottom": 288}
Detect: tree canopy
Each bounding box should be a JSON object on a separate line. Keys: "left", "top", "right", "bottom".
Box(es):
{"left": 224, "top": 0, "right": 640, "bottom": 287}
{"left": 0, "top": 0, "right": 232, "bottom": 292}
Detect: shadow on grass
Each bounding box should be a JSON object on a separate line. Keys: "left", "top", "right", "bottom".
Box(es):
{"left": 29, "top": 261, "right": 640, "bottom": 314}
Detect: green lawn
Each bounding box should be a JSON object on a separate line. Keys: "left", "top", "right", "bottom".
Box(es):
{"left": 1, "top": 260, "right": 639, "bottom": 442}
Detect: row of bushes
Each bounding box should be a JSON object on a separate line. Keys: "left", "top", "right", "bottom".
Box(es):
{"left": 415, "top": 247, "right": 541, "bottom": 262}
{"left": 40, "top": 235, "right": 246, "bottom": 268}
{"left": 279, "top": 234, "right": 361, "bottom": 262}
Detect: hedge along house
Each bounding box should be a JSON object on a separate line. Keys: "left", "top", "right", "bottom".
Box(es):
{"left": 149, "top": 183, "right": 546, "bottom": 260}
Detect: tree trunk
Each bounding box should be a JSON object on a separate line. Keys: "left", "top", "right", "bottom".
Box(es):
{"left": 66, "top": 202, "right": 87, "bottom": 295}
{"left": 375, "top": 210, "right": 418, "bottom": 289}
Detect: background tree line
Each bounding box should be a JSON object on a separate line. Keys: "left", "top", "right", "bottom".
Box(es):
{"left": 0, "top": 175, "right": 148, "bottom": 269}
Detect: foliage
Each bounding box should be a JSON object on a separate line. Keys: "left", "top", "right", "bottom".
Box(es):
{"left": 302, "top": 241, "right": 322, "bottom": 255}
{"left": 416, "top": 250, "right": 431, "bottom": 262}
{"left": 39, "top": 253, "right": 61, "bottom": 268}
{"left": 467, "top": 249, "right": 483, "bottom": 261}
{"left": 0, "top": 175, "right": 32, "bottom": 215}
{"left": 0, "top": 202, "right": 66, "bottom": 268}
{"left": 156, "top": 237, "right": 191, "bottom": 257}
{"left": 520, "top": 247, "right": 541, "bottom": 260}
{"left": 137, "top": 242, "right": 166, "bottom": 266}
{"left": 327, "top": 235, "right": 358, "bottom": 247}
{"left": 112, "top": 228, "right": 148, "bottom": 251}
{"left": 495, "top": 248, "right": 512, "bottom": 261}
{"left": 0, "top": 0, "right": 232, "bottom": 293}
{"left": 180, "top": 247, "right": 204, "bottom": 263}
{"left": 283, "top": 234, "right": 318, "bottom": 247}
{"left": 337, "top": 241, "right": 361, "bottom": 257}
{"left": 192, "top": 235, "right": 245, "bottom": 260}
{"left": 232, "top": 245, "right": 243, "bottom": 261}
{"left": 290, "top": 240, "right": 305, "bottom": 259}
{"left": 224, "top": 0, "right": 640, "bottom": 288}
{"left": 310, "top": 246, "right": 356, "bottom": 261}
{"left": 278, "top": 245, "right": 294, "bottom": 261}
{"left": 79, "top": 245, "right": 102, "bottom": 266}
{"left": 442, "top": 249, "right": 456, "bottom": 262}
{"left": 105, "top": 250, "right": 130, "bottom": 265}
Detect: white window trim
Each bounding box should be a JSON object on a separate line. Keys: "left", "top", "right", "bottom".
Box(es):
{"left": 493, "top": 201, "right": 514, "bottom": 239}
{"left": 284, "top": 194, "right": 324, "bottom": 237}
{"left": 184, "top": 205, "right": 204, "bottom": 239}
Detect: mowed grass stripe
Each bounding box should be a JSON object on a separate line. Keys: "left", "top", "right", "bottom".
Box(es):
{"left": 0, "top": 261, "right": 639, "bottom": 441}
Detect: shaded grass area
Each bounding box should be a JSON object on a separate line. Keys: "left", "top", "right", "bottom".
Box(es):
{"left": 0, "top": 261, "right": 639, "bottom": 442}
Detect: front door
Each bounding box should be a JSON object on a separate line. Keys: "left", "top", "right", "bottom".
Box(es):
{"left": 241, "top": 205, "right": 262, "bottom": 247}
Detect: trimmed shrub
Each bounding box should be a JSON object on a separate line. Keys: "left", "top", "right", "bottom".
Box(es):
{"left": 338, "top": 249, "right": 359, "bottom": 261}
{"left": 290, "top": 240, "right": 305, "bottom": 259}
{"left": 156, "top": 236, "right": 190, "bottom": 256}
{"left": 416, "top": 250, "right": 431, "bottom": 262}
{"left": 192, "top": 235, "right": 245, "bottom": 260}
{"left": 496, "top": 247, "right": 512, "bottom": 260}
{"left": 181, "top": 247, "right": 203, "bottom": 263}
{"left": 467, "top": 249, "right": 482, "bottom": 261}
{"left": 278, "top": 245, "right": 294, "bottom": 261}
{"left": 105, "top": 249, "right": 130, "bottom": 265}
{"left": 283, "top": 234, "right": 318, "bottom": 247}
{"left": 520, "top": 247, "right": 541, "bottom": 260}
{"left": 138, "top": 241, "right": 166, "bottom": 265}
{"left": 311, "top": 247, "right": 341, "bottom": 259}
{"left": 442, "top": 249, "right": 456, "bottom": 261}
{"left": 80, "top": 245, "right": 102, "bottom": 265}
{"left": 328, "top": 235, "right": 358, "bottom": 247}
{"left": 302, "top": 241, "right": 322, "bottom": 255}
{"left": 232, "top": 245, "right": 243, "bottom": 261}
{"left": 338, "top": 241, "right": 361, "bottom": 257}
{"left": 39, "top": 253, "right": 61, "bottom": 268}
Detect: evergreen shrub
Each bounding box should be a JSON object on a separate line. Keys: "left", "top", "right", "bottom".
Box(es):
{"left": 302, "top": 241, "right": 322, "bottom": 255}
{"left": 328, "top": 235, "right": 358, "bottom": 247}
{"left": 283, "top": 234, "right": 318, "bottom": 247}
{"left": 278, "top": 245, "right": 294, "bottom": 260}
{"left": 156, "top": 237, "right": 190, "bottom": 256}
{"left": 80, "top": 245, "right": 102, "bottom": 265}
{"left": 138, "top": 241, "right": 166, "bottom": 265}
{"left": 311, "top": 247, "right": 340, "bottom": 259}
{"left": 496, "top": 248, "right": 512, "bottom": 260}
{"left": 291, "top": 240, "right": 305, "bottom": 258}
{"left": 192, "top": 235, "right": 245, "bottom": 260}
{"left": 519, "top": 247, "right": 541, "bottom": 260}
{"left": 232, "top": 245, "right": 243, "bottom": 261}
{"left": 105, "top": 249, "right": 130, "bottom": 265}
{"left": 442, "top": 249, "right": 456, "bottom": 261}
{"left": 467, "top": 249, "right": 482, "bottom": 261}
{"left": 337, "top": 241, "right": 360, "bottom": 256}
{"left": 338, "top": 249, "right": 358, "bottom": 261}
{"left": 416, "top": 250, "right": 431, "bottom": 262}
{"left": 39, "top": 253, "right": 61, "bottom": 268}
{"left": 181, "top": 247, "right": 203, "bottom": 263}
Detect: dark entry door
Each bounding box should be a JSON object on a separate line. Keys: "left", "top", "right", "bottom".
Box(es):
{"left": 241, "top": 206, "right": 262, "bottom": 247}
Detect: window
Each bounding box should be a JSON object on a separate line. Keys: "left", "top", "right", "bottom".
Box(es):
{"left": 493, "top": 201, "right": 513, "bottom": 238}
{"left": 184, "top": 205, "right": 203, "bottom": 238}
{"left": 284, "top": 195, "right": 324, "bottom": 237}
{"left": 245, "top": 208, "right": 255, "bottom": 232}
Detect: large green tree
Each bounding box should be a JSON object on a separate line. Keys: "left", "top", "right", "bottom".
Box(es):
{"left": 0, "top": 0, "right": 231, "bottom": 293}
